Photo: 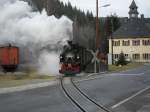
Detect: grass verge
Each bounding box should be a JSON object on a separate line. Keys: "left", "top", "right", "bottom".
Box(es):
{"left": 0, "top": 69, "right": 57, "bottom": 88}
{"left": 108, "top": 62, "right": 143, "bottom": 72}
{"left": 0, "top": 72, "right": 55, "bottom": 80}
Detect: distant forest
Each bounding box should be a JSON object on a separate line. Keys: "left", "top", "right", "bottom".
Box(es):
{"left": 31, "top": 0, "right": 120, "bottom": 53}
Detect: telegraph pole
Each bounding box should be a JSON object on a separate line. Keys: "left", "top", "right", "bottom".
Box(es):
{"left": 96, "top": 0, "right": 100, "bottom": 49}
{"left": 93, "top": 0, "right": 100, "bottom": 73}
{"left": 94, "top": 1, "right": 110, "bottom": 72}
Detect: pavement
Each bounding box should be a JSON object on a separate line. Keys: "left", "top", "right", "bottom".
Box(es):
{"left": 0, "top": 83, "right": 79, "bottom": 112}
{"left": 0, "top": 71, "right": 107, "bottom": 95}
{"left": 0, "top": 79, "right": 58, "bottom": 94}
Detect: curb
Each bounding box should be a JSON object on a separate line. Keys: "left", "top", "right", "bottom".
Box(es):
{"left": 0, "top": 80, "right": 58, "bottom": 94}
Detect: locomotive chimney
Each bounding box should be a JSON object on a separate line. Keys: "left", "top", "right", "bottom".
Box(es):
{"left": 141, "top": 14, "right": 144, "bottom": 20}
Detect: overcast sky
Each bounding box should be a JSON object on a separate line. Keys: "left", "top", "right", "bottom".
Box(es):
{"left": 60, "top": 0, "right": 150, "bottom": 17}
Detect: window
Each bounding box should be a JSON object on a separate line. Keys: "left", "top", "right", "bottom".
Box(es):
{"left": 122, "top": 40, "right": 130, "bottom": 46}
{"left": 113, "top": 40, "right": 120, "bottom": 46}
{"left": 132, "top": 54, "right": 140, "bottom": 60}
{"left": 143, "top": 54, "right": 150, "bottom": 60}
{"left": 125, "top": 54, "right": 129, "bottom": 58}
{"left": 113, "top": 54, "right": 119, "bottom": 59}
{"left": 132, "top": 40, "right": 140, "bottom": 46}
{"left": 142, "top": 40, "right": 150, "bottom": 46}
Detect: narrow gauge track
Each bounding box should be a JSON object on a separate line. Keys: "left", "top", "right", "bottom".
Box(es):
{"left": 60, "top": 77, "right": 113, "bottom": 112}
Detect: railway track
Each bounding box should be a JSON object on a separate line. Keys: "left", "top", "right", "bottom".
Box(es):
{"left": 60, "top": 77, "right": 113, "bottom": 112}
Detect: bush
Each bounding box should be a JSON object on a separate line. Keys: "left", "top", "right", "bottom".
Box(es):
{"left": 116, "top": 52, "right": 127, "bottom": 66}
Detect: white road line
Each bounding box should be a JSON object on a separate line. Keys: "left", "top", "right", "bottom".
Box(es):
{"left": 76, "top": 69, "right": 150, "bottom": 82}
{"left": 111, "top": 85, "right": 150, "bottom": 109}
{"left": 119, "top": 64, "right": 150, "bottom": 74}
{"left": 138, "top": 70, "right": 150, "bottom": 75}
{"left": 75, "top": 74, "right": 107, "bottom": 82}
{"left": 87, "top": 72, "right": 107, "bottom": 77}
{"left": 87, "top": 73, "right": 99, "bottom": 77}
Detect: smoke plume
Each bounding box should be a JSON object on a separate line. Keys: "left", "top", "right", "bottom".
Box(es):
{"left": 0, "top": 0, "right": 73, "bottom": 75}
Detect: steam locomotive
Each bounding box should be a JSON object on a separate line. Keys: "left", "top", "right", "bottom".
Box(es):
{"left": 59, "top": 41, "right": 93, "bottom": 76}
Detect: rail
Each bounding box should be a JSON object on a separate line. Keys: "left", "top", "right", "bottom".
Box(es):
{"left": 60, "top": 76, "right": 114, "bottom": 112}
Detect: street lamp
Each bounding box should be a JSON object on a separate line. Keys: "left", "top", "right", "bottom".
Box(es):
{"left": 96, "top": 1, "right": 110, "bottom": 49}
{"left": 96, "top": 0, "right": 99, "bottom": 49}
{"left": 101, "top": 4, "right": 111, "bottom": 7}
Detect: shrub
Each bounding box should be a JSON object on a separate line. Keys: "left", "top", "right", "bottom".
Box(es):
{"left": 116, "top": 52, "right": 127, "bottom": 66}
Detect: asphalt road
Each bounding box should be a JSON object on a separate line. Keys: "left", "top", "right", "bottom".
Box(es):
{"left": 0, "top": 64, "right": 150, "bottom": 112}
{"left": 0, "top": 84, "right": 80, "bottom": 112}
{"left": 73, "top": 64, "right": 150, "bottom": 112}
{"left": 114, "top": 88, "right": 150, "bottom": 112}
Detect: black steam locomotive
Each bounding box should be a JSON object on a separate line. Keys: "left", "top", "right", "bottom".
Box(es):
{"left": 59, "top": 41, "right": 93, "bottom": 76}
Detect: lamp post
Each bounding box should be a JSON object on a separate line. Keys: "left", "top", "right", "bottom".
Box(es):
{"left": 96, "top": 1, "right": 110, "bottom": 49}
{"left": 96, "top": 0, "right": 99, "bottom": 49}
{"left": 94, "top": 0, "right": 110, "bottom": 73}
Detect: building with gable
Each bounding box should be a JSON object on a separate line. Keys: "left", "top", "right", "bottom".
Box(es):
{"left": 109, "top": 0, "right": 150, "bottom": 63}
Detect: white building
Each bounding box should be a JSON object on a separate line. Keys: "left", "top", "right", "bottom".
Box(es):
{"left": 109, "top": 0, "right": 150, "bottom": 63}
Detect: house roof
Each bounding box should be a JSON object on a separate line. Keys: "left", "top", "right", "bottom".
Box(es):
{"left": 113, "top": 19, "right": 150, "bottom": 39}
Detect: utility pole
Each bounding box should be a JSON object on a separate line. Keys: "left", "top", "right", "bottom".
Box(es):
{"left": 93, "top": 0, "right": 99, "bottom": 73}
{"left": 94, "top": 1, "right": 110, "bottom": 72}
{"left": 96, "top": 0, "right": 100, "bottom": 49}
{"left": 93, "top": 0, "right": 100, "bottom": 73}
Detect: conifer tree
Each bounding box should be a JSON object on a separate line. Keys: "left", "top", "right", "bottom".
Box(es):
{"left": 117, "top": 52, "right": 127, "bottom": 66}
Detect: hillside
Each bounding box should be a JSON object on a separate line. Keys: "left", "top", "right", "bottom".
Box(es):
{"left": 25, "top": 0, "right": 120, "bottom": 52}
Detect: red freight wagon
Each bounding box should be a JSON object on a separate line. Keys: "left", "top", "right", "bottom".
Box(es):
{"left": 0, "top": 44, "right": 19, "bottom": 72}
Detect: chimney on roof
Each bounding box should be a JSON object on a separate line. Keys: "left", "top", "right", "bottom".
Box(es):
{"left": 141, "top": 14, "right": 144, "bottom": 20}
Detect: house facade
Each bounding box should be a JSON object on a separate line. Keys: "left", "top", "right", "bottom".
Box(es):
{"left": 109, "top": 0, "right": 150, "bottom": 63}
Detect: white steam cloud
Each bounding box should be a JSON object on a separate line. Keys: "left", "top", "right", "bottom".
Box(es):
{"left": 38, "top": 51, "right": 59, "bottom": 75}
{"left": 0, "top": 0, "right": 73, "bottom": 75}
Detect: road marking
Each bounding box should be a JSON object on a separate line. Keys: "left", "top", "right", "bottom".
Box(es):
{"left": 109, "top": 73, "right": 141, "bottom": 76}
{"left": 144, "top": 63, "right": 150, "bottom": 66}
{"left": 118, "top": 64, "right": 150, "bottom": 74}
{"left": 75, "top": 76, "right": 104, "bottom": 82}
{"left": 138, "top": 70, "right": 150, "bottom": 75}
{"left": 111, "top": 85, "right": 150, "bottom": 109}
{"left": 110, "top": 69, "right": 150, "bottom": 76}
{"left": 76, "top": 69, "right": 150, "bottom": 83}
{"left": 87, "top": 72, "right": 107, "bottom": 77}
